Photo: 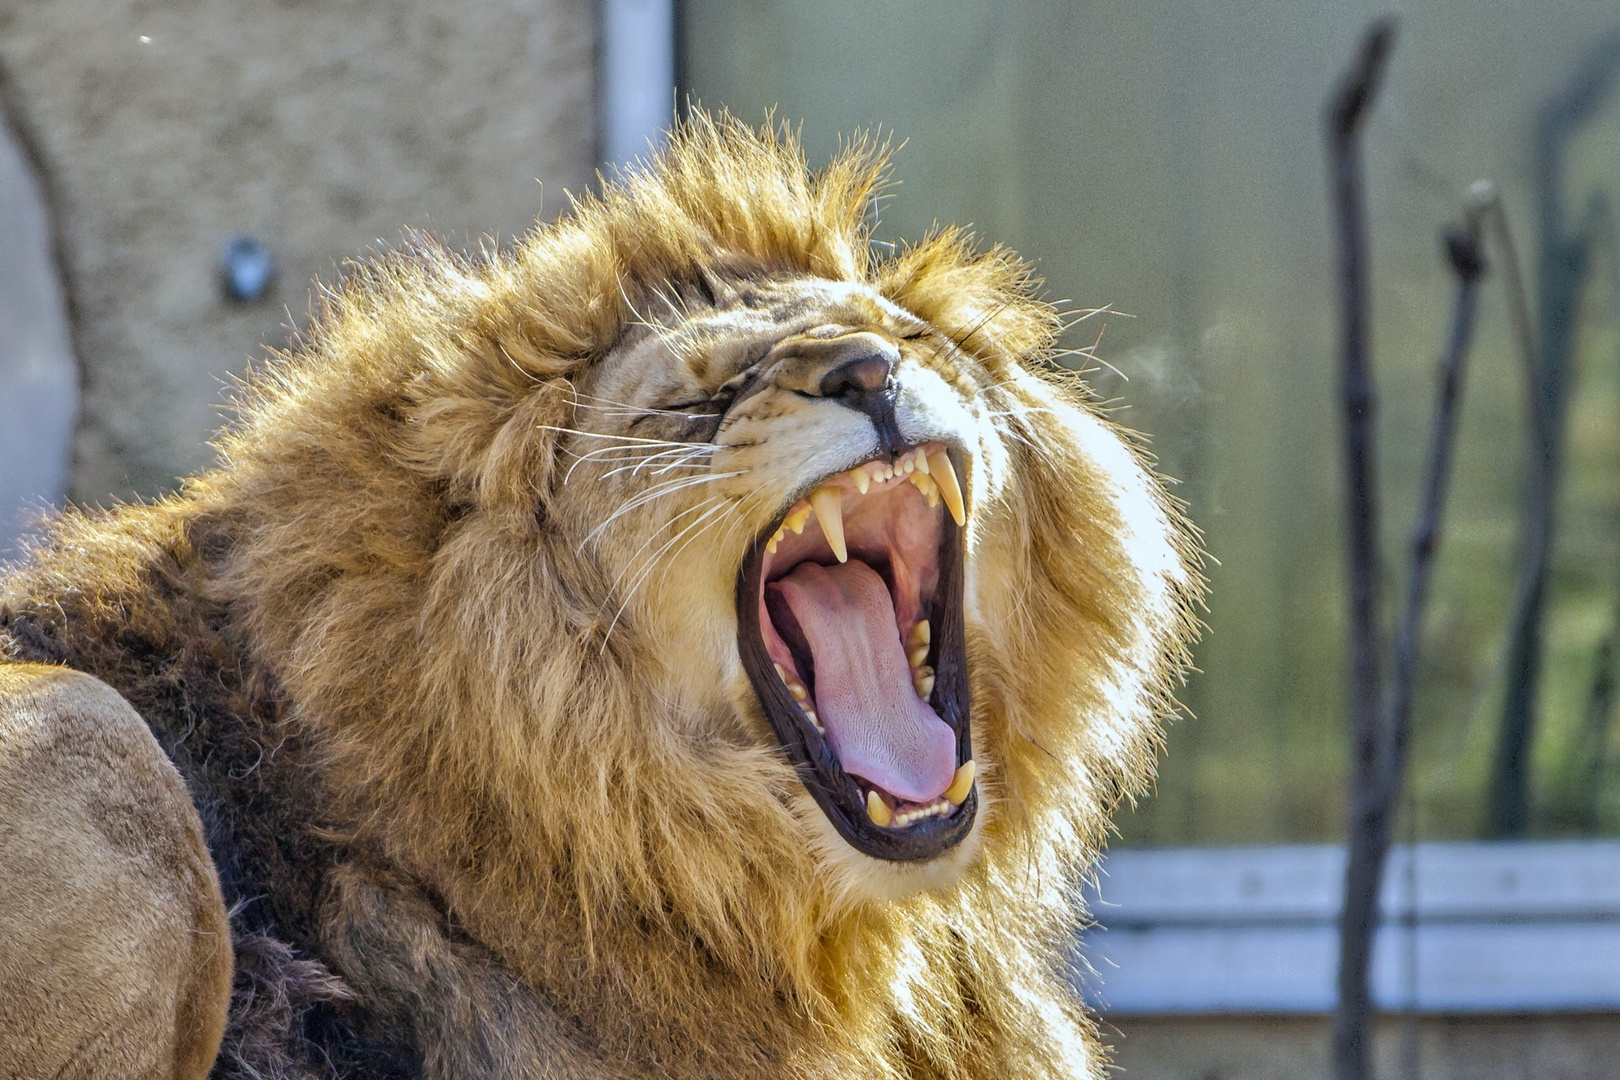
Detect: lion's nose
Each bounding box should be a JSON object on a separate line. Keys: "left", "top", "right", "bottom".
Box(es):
{"left": 817, "top": 340, "right": 898, "bottom": 402}
{"left": 770, "top": 330, "right": 906, "bottom": 453}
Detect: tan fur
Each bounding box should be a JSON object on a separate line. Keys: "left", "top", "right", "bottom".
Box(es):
{"left": 0, "top": 665, "right": 232, "bottom": 1080}
{"left": 0, "top": 114, "right": 1199, "bottom": 1077}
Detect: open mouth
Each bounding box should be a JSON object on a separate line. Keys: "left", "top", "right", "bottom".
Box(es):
{"left": 735, "top": 443, "right": 978, "bottom": 862}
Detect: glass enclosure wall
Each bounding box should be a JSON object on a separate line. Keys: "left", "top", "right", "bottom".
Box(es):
{"left": 683, "top": 0, "right": 1620, "bottom": 844}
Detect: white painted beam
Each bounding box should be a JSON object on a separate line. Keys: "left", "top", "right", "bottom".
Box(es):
{"left": 1079, "top": 841, "right": 1620, "bottom": 1015}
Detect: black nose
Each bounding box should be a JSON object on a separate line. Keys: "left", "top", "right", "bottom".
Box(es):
{"left": 812, "top": 335, "right": 903, "bottom": 453}
{"left": 771, "top": 331, "right": 906, "bottom": 453}
{"left": 818, "top": 349, "right": 896, "bottom": 401}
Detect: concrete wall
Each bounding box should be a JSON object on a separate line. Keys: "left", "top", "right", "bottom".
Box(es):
{"left": 1109, "top": 1014, "right": 1620, "bottom": 1080}
{"left": 0, "top": 0, "right": 596, "bottom": 504}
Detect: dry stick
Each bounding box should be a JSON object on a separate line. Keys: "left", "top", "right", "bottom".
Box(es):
{"left": 1490, "top": 31, "right": 1620, "bottom": 836}
{"left": 1343, "top": 221, "right": 1487, "bottom": 1080}
{"left": 1381, "top": 222, "right": 1487, "bottom": 827}
{"left": 1325, "top": 18, "right": 1397, "bottom": 1080}
{"left": 1386, "top": 217, "right": 1487, "bottom": 1080}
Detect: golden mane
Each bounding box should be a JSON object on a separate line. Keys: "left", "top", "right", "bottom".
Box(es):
{"left": 7, "top": 112, "right": 1201, "bottom": 1078}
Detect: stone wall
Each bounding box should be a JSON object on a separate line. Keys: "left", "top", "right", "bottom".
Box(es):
{"left": 0, "top": 0, "right": 596, "bottom": 502}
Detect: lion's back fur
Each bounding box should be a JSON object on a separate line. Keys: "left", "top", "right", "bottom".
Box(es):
{"left": 0, "top": 115, "right": 1200, "bottom": 1078}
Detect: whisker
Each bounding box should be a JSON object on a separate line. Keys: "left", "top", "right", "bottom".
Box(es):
{"left": 609, "top": 495, "right": 728, "bottom": 591}
{"left": 563, "top": 441, "right": 711, "bottom": 484}
{"left": 616, "top": 274, "right": 694, "bottom": 364}
{"left": 540, "top": 425, "right": 711, "bottom": 449}
{"left": 583, "top": 471, "right": 747, "bottom": 546}
{"left": 567, "top": 443, "right": 712, "bottom": 485}
{"left": 600, "top": 498, "right": 736, "bottom": 649}
{"left": 600, "top": 448, "right": 715, "bottom": 481}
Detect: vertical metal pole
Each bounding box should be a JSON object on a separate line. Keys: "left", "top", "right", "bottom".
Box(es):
{"left": 599, "top": 0, "right": 677, "bottom": 168}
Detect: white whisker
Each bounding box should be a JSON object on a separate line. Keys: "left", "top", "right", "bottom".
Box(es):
{"left": 583, "top": 471, "right": 746, "bottom": 547}
{"left": 600, "top": 497, "right": 736, "bottom": 649}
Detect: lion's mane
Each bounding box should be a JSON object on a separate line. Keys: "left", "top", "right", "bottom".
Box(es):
{"left": 0, "top": 115, "right": 1200, "bottom": 1078}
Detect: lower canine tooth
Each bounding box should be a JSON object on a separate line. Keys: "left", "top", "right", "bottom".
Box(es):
{"left": 913, "top": 668, "right": 935, "bottom": 700}
{"left": 945, "top": 760, "right": 976, "bottom": 806}
{"left": 925, "top": 448, "right": 966, "bottom": 526}
{"left": 867, "top": 790, "right": 892, "bottom": 827}
{"left": 808, "top": 485, "right": 847, "bottom": 563}
{"left": 909, "top": 620, "right": 931, "bottom": 649}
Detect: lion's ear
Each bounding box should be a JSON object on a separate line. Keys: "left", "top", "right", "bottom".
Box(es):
{"left": 402, "top": 341, "right": 576, "bottom": 519}
{"left": 877, "top": 228, "right": 1061, "bottom": 373}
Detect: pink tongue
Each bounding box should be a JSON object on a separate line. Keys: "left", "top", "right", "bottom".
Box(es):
{"left": 771, "top": 561, "right": 957, "bottom": 804}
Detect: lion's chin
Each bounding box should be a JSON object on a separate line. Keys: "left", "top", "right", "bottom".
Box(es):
{"left": 736, "top": 443, "right": 979, "bottom": 865}
{"left": 798, "top": 784, "right": 988, "bottom": 901}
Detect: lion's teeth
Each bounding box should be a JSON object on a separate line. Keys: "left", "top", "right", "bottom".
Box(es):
{"left": 784, "top": 502, "right": 811, "bottom": 535}
{"left": 945, "top": 760, "right": 976, "bottom": 807}
{"left": 804, "top": 707, "right": 823, "bottom": 733}
{"left": 913, "top": 666, "right": 934, "bottom": 700}
{"left": 866, "top": 790, "right": 892, "bottom": 827}
{"left": 909, "top": 620, "right": 931, "bottom": 650}
{"left": 908, "top": 470, "right": 941, "bottom": 507}
{"left": 849, "top": 467, "right": 871, "bottom": 495}
{"left": 894, "top": 799, "right": 951, "bottom": 827}
{"left": 908, "top": 643, "right": 930, "bottom": 669}
{"left": 788, "top": 682, "right": 808, "bottom": 702}
{"left": 925, "top": 449, "right": 965, "bottom": 526}
{"left": 774, "top": 662, "right": 788, "bottom": 681}
{"left": 913, "top": 448, "right": 930, "bottom": 476}
{"left": 808, "top": 485, "right": 847, "bottom": 563}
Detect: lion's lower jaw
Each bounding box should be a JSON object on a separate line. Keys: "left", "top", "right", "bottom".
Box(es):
{"left": 800, "top": 785, "right": 989, "bottom": 903}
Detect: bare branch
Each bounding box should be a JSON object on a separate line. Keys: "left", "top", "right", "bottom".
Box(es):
{"left": 1325, "top": 18, "right": 1398, "bottom": 1080}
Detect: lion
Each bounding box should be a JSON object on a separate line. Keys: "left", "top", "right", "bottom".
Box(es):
{"left": 0, "top": 114, "right": 1200, "bottom": 1079}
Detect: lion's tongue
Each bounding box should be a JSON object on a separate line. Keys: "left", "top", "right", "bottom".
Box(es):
{"left": 772, "top": 561, "right": 956, "bottom": 804}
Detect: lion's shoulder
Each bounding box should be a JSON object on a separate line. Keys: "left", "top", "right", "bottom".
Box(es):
{"left": 0, "top": 663, "right": 233, "bottom": 1079}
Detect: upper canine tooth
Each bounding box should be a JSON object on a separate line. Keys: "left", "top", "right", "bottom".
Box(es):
{"left": 945, "top": 760, "right": 976, "bottom": 806}
{"left": 866, "top": 790, "right": 893, "bottom": 827}
{"left": 808, "top": 485, "right": 847, "bottom": 563}
{"left": 849, "top": 467, "right": 871, "bottom": 495}
{"left": 925, "top": 449, "right": 966, "bottom": 526}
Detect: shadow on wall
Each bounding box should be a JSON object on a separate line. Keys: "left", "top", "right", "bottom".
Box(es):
{"left": 0, "top": 111, "right": 75, "bottom": 561}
